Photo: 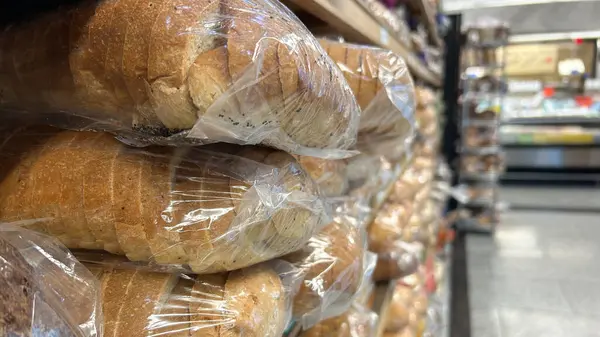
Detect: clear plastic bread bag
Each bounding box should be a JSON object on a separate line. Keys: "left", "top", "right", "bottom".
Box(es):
{"left": 0, "top": 0, "right": 360, "bottom": 159}
{"left": 294, "top": 155, "right": 350, "bottom": 197}
{"left": 84, "top": 259, "right": 301, "bottom": 337}
{"left": 0, "top": 126, "right": 330, "bottom": 274}
{"left": 384, "top": 275, "right": 430, "bottom": 337}
{"left": 302, "top": 303, "right": 378, "bottom": 337}
{"left": 283, "top": 197, "right": 376, "bottom": 328}
{"left": 318, "top": 39, "right": 416, "bottom": 160}
{"left": 368, "top": 202, "right": 424, "bottom": 281}
{"left": 0, "top": 222, "right": 102, "bottom": 337}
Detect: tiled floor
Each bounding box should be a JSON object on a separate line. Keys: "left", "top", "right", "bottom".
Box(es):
{"left": 467, "top": 210, "right": 600, "bottom": 337}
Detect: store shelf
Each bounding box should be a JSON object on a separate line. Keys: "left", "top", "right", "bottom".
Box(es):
{"left": 463, "top": 197, "right": 495, "bottom": 207}
{"left": 462, "top": 120, "right": 498, "bottom": 127}
{"left": 286, "top": 0, "right": 441, "bottom": 87}
{"left": 460, "top": 145, "right": 502, "bottom": 155}
{"left": 503, "top": 116, "right": 600, "bottom": 126}
{"left": 500, "top": 131, "right": 600, "bottom": 146}
{"left": 455, "top": 217, "right": 494, "bottom": 234}
{"left": 459, "top": 171, "right": 501, "bottom": 182}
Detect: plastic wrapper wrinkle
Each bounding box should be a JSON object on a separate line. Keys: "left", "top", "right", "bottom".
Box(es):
{"left": 0, "top": 223, "right": 102, "bottom": 337}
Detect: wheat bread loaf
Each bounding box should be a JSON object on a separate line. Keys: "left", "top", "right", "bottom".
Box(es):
{"left": 319, "top": 39, "right": 415, "bottom": 152}
{"left": 294, "top": 156, "right": 348, "bottom": 197}
{"left": 96, "top": 264, "right": 287, "bottom": 337}
{"left": 284, "top": 222, "right": 365, "bottom": 324}
{"left": 0, "top": 0, "right": 359, "bottom": 155}
{"left": 0, "top": 128, "right": 326, "bottom": 273}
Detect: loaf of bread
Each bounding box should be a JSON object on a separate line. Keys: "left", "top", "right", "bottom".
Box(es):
{"left": 302, "top": 304, "right": 378, "bottom": 337}
{"left": 319, "top": 39, "right": 415, "bottom": 158}
{"left": 283, "top": 221, "right": 369, "bottom": 328}
{"left": 368, "top": 203, "right": 413, "bottom": 253}
{"left": 0, "top": 225, "right": 101, "bottom": 337}
{"left": 372, "top": 241, "right": 421, "bottom": 282}
{"left": 0, "top": 127, "right": 327, "bottom": 273}
{"left": 294, "top": 156, "right": 349, "bottom": 197}
{"left": 0, "top": 0, "right": 359, "bottom": 156}
{"left": 383, "top": 280, "right": 428, "bottom": 336}
{"left": 92, "top": 262, "right": 291, "bottom": 337}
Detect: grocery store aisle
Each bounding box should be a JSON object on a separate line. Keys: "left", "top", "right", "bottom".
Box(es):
{"left": 467, "top": 210, "right": 600, "bottom": 337}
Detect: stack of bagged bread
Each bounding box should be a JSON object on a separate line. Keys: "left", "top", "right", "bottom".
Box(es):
{"left": 0, "top": 0, "right": 403, "bottom": 335}
{"left": 281, "top": 40, "right": 418, "bottom": 333}
{"left": 380, "top": 272, "right": 432, "bottom": 337}
{"left": 367, "top": 84, "right": 444, "bottom": 282}
{"left": 0, "top": 1, "right": 425, "bottom": 335}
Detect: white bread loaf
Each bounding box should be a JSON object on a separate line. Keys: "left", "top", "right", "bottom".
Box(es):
{"left": 0, "top": 0, "right": 359, "bottom": 157}
{"left": 0, "top": 127, "right": 328, "bottom": 273}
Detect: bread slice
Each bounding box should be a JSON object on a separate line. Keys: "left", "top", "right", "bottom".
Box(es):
{"left": 140, "top": 147, "right": 187, "bottom": 265}
{"left": 121, "top": 0, "right": 167, "bottom": 127}
{"left": 148, "top": 277, "right": 194, "bottom": 337}
{"left": 69, "top": 0, "right": 123, "bottom": 116}
{"left": 112, "top": 145, "right": 152, "bottom": 261}
{"left": 189, "top": 273, "right": 227, "bottom": 337}
{"left": 82, "top": 133, "right": 123, "bottom": 254}
{"left": 220, "top": 265, "right": 286, "bottom": 337}
{"left": 147, "top": 0, "right": 221, "bottom": 130}
{"left": 99, "top": 269, "right": 134, "bottom": 337}
{"left": 103, "top": 0, "right": 139, "bottom": 112}
{"left": 0, "top": 127, "right": 52, "bottom": 234}
{"left": 28, "top": 132, "right": 77, "bottom": 245}
{"left": 58, "top": 132, "right": 102, "bottom": 249}
{"left": 357, "top": 48, "right": 379, "bottom": 111}
{"left": 111, "top": 270, "right": 178, "bottom": 337}
{"left": 188, "top": 47, "right": 232, "bottom": 116}
{"left": 171, "top": 148, "right": 230, "bottom": 273}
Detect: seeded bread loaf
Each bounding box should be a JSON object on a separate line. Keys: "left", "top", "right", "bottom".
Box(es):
{"left": 0, "top": 0, "right": 359, "bottom": 155}
{"left": 0, "top": 127, "right": 327, "bottom": 273}
{"left": 96, "top": 263, "right": 288, "bottom": 337}
{"left": 319, "top": 39, "right": 415, "bottom": 154}
{"left": 284, "top": 222, "right": 365, "bottom": 326}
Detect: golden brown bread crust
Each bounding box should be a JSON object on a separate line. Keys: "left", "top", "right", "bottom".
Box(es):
{"left": 221, "top": 265, "right": 286, "bottom": 337}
